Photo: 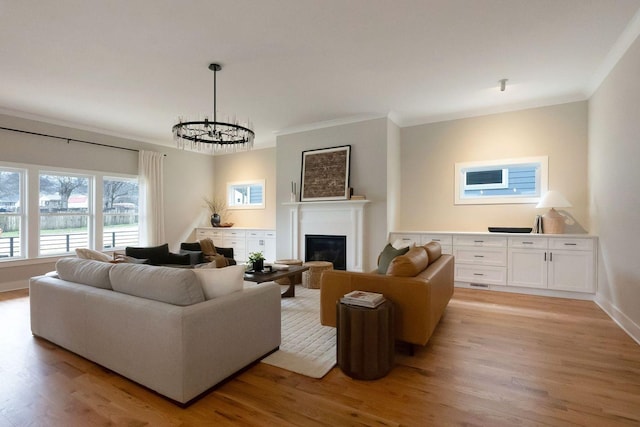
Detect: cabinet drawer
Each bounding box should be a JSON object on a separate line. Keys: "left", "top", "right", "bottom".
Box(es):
{"left": 224, "top": 230, "right": 246, "bottom": 238}
{"left": 455, "top": 265, "right": 506, "bottom": 286}
{"left": 509, "top": 237, "right": 547, "bottom": 249}
{"left": 549, "top": 238, "right": 593, "bottom": 251}
{"left": 223, "top": 238, "right": 246, "bottom": 248}
{"left": 454, "top": 248, "right": 507, "bottom": 266}
{"left": 454, "top": 235, "right": 507, "bottom": 247}
{"left": 420, "top": 234, "right": 453, "bottom": 246}
{"left": 388, "top": 233, "right": 421, "bottom": 246}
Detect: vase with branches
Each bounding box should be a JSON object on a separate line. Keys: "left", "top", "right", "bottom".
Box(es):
{"left": 203, "top": 197, "right": 227, "bottom": 227}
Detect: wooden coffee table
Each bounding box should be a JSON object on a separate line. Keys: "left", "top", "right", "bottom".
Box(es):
{"left": 244, "top": 265, "right": 309, "bottom": 298}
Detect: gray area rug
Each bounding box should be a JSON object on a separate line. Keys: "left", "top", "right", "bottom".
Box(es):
{"left": 261, "top": 286, "right": 337, "bottom": 378}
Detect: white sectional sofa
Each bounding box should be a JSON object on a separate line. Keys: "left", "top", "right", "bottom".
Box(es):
{"left": 29, "top": 258, "right": 281, "bottom": 405}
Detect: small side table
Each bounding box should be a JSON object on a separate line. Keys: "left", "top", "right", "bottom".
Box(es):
{"left": 337, "top": 299, "right": 394, "bottom": 380}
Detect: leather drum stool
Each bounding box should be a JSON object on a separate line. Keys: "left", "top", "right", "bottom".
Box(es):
{"left": 302, "top": 261, "right": 333, "bottom": 289}
{"left": 337, "top": 300, "right": 394, "bottom": 380}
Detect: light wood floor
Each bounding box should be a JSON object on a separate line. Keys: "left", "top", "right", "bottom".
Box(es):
{"left": 1, "top": 287, "right": 639, "bottom": 426}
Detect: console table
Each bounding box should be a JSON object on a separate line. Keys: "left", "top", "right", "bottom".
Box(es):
{"left": 389, "top": 231, "right": 597, "bottom": 298}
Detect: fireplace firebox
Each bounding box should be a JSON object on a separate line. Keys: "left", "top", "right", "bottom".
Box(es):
{"left": 305, "top": 234, "right": 346, "bottom": 270}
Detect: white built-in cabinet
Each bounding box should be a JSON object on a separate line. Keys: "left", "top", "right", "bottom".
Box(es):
{"left": 508, "top": 236, "right": 595, "bottom": 292}
{"left": 388, "top": 231, "right": 597, "bottom": 296}
{"left": 195, "top": 228, "right": 276, "bottom": 263}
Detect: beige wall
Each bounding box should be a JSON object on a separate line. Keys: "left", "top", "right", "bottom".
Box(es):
{"left": 589, "top": 34, "right": 640, "bottom": 341}
{"left": 399, "top": 102, "right": 589, "bottom": 233}
{"left": 213, "top": 147, "right": 276, "bottom": 229}
{"left": 0, "top": 114, "right": 215, "bottom": 291}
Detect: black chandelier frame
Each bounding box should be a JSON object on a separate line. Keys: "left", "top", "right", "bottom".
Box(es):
{"left": 173, "top": 63, "right": 255, "bottom": 151}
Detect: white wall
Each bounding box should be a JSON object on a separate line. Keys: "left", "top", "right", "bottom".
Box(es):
{"left": 0, "top": 114, "right": 215, "bottom": 291}
{"left": 213, "top": 147, "right": 276, "bottom": 229}
{"left": 275, "top": 118, "right": 389, "bottom": 271}
{"left": 386, "top": 118, "right": 401, "bottom": 231}
{"left": 589, "top": 34, "right": 640, "bottom": 342}
{"left": 399, "top": 102, "right": 589, "bottom": 233}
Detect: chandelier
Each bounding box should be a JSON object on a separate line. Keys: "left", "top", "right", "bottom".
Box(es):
{"left": 173, "top": 63, "right": 254, "bottom": 154}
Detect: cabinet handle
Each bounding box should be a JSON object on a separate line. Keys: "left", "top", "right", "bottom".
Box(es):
{"left": 474, "top": 240, "right": 484, "bottom": 243}
{"left": 432, "top": 239, "right": 441, "bottom": 241}
{"left": 522, "top": 241, "right": 533, "bottom": 245}
{"left": 473, "top": 273, "right": 484, "bottom": 276}
{"left": 544, "top": 252, "right": 547, "bottom": 261}
{"left": 564, "top": 243, "right": 577, "bottom": 246}
{"left": 550, "top": 252, "right": 553, "bottom": 262}
{"left": 474, "top": 255, "right": 485, "bottom": 258}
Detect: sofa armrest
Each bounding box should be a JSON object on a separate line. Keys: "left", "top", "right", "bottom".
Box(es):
{"left": 179, "top": 249, "right": 205, "bottom": 265}
{"left": 163, "top": 252, "right": 192, "bottom": 265}
{"left": 320, "top": 270, "right": 431, "bottom": 344}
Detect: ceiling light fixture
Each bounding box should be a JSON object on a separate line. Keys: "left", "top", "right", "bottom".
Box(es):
{"left": 173, "top": 63, "right": 254, "bottom": 154}
{"left": 499, "top": 78, "right": 508, "bottom": 92}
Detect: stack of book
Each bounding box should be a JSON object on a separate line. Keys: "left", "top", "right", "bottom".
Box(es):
{"left": 340, "top": 290, "right": 386, "bottom": 308}
{"left": 532, "top": 215, "right": 543, "bottom": 234}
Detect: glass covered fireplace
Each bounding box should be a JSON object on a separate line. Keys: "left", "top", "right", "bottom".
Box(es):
{"left": 305, "top": 234, "right": 346, "bottom": 270}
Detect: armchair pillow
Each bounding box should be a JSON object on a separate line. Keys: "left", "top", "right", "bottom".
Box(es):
{"left": 377, "top": 243, "right": 410, "bottom": 274}
{"left": 387, "top": 246, "right": 429, "bottom": 277}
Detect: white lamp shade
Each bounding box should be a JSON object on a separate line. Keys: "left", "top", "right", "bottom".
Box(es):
{"left": 536, "top": 190, "right": 572, "bottom": 209}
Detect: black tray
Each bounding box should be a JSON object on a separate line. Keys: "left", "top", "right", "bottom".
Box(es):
{"left": 488, "top": 227, "right": 533, "bottom": 233}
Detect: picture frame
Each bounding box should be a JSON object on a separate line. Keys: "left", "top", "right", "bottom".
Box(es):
{"left": 300, "top": 145, "right": 351, "bottom": 201}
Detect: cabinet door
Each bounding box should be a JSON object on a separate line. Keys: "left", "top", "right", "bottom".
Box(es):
{"left": 264, "top": 237, "right": 276, "bottom": 263}
{"left": 508, "top": 249, "right": 548, "bottom": 289}
{"left": 246, "top": 238, "right": 264, "bottom": 257}
{"left": 548, "top": 250, "right": 595, "bottom": 292}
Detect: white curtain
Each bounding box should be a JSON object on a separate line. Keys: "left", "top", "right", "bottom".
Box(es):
{"left": 138, "top": 150, "right": 165, "bottom": 245}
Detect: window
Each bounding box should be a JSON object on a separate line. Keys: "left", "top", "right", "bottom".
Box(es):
{"left": 0, "top": 167, "right": 25, "bottom": 259}
{"left": 39, "top": 172, "right": 91, "bottom": 255}
{"left": 227, "top": 180, "right": 265, "bottom": 209}
{"left": 103, "top": 176, "right": 139, "bottom": 249}
{"left": 455, "top": 156, "right": 548, "bottom": 205}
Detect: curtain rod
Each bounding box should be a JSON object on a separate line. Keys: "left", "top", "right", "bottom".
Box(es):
{"left": 0, "top": 126, "right": 165, "bottom": 155}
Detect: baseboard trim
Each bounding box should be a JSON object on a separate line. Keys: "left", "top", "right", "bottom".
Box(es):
{"left": 0, "top": 280, "right": 28, "bottom": 293}
{"left": 595, "top": 295, "right": 640, "bottom": 346}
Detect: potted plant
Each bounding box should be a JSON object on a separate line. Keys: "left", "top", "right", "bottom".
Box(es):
{"left": 248, "top": 251, "right": 265, "bottom": 272}
{"left": 203, "top": 197, "right": 226, "bottom": 227}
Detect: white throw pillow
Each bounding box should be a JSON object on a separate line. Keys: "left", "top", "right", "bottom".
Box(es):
{"left": 75, "top": 248, "right": 112, "bottom": 262}
{"left": 391, "top": 239, "right": 415, "bottom": 250}
{"left": 192, "top": 264, "right": 245, "bottom": 300}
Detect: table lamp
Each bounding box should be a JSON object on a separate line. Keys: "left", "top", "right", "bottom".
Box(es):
{"left": 536, "top": 190, "right": 572, "bottom": 234}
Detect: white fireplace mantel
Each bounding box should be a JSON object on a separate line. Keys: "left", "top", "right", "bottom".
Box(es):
{"left": 285, "top": 200, "right": 369, "bottom": 272}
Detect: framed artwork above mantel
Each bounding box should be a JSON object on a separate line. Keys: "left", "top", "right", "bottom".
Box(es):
{"left": 300, "top": 145, "right": 351, "bottom": 202}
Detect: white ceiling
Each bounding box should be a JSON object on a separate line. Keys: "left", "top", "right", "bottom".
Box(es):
{"left": 1, "top": 0, "right": 640, "bottom": 149}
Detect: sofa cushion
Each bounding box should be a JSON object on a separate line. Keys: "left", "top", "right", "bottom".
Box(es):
{"left": 424, "top": 242, "right": 442, "bottom": 265}
{"left": 192, "top": 265, "right": 245, "bottom": 300}
{"left": 125, "top": 243, "right": 170, "bottom": 265}
{"left": 387, "top": 246, "right": 429, "bottom": 277}
{"left": 75, "top": 248, "right": 112, "bottom": 262}
{"left": 377, "top": 243, "right": 410, "bottom": 274}
{"left": 109, "top": 263, "right": 205, "bottom": 306}
{"left": 56, "top": 258, "right": 114, "bottom": 289}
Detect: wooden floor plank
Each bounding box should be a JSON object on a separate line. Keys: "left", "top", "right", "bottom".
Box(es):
{"left": 2, "top": 287, "right": 639, "bottom": 426}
